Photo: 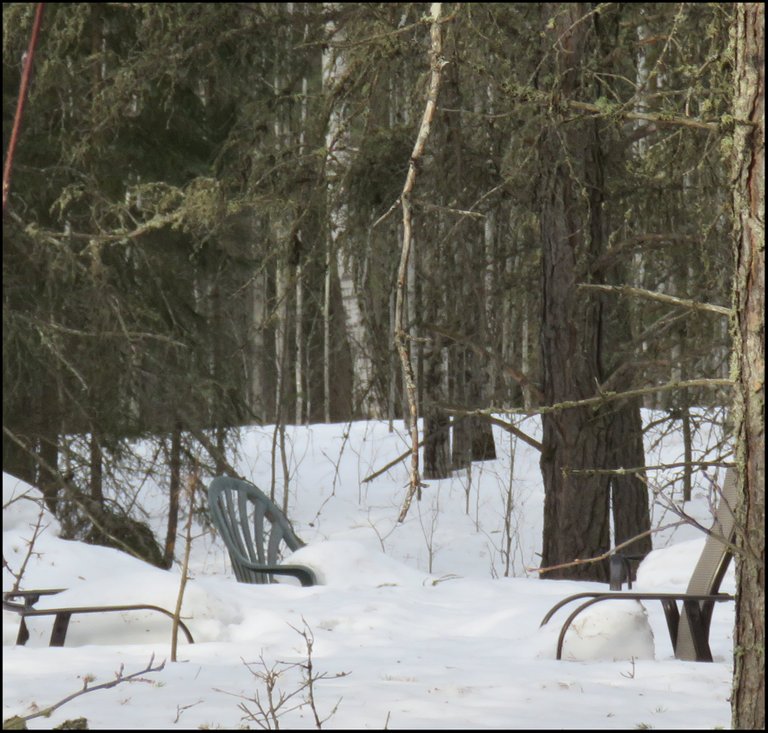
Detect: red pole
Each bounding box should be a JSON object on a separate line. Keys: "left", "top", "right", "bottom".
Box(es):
{"left": 3, "top": 3, "right": 45, "bottom": 214}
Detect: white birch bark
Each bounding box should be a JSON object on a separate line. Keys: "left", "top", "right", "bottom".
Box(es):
{"left": 323, "top": 247, "right": 332, "bottom": 423}
{"left": 323, "top": 5, "right": 376, "bottom": 417}
{"left": 249, "top": 261, "right": 266, "bottom": 416}
{"left": 295, "top": 262, "right": 304, "bottom": 424}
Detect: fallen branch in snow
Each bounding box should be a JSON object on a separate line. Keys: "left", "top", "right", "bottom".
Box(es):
{"left": 2, "top": 655, "right": 166, "bottom": 729}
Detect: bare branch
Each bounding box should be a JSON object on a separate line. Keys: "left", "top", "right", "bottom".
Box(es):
{"left": 441, "top": 408, "right": 543, "bottom": 453}
{"left": 530, "top": 522, "right": 685, "bottom": 576}
{"left": 4, "top": 656, "right": 165, "bottom": 727}
{"left": 578, "top": 283, "right": 732, "bottom": 317}
{"left": 565, "top": 459, "right": 735, "bottom": 476}
{"left": 480, "top": 378, "right": 733, "bottom": 417}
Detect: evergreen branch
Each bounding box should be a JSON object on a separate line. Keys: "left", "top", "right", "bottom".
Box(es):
{"left": 2, "top": 428, "right": 140, "bottom": 560}
{"left": 499, "top": 81, "right": 753, "bottom": 131}
{"left": 578, "top": 283, "right": 733, "bottom": 316}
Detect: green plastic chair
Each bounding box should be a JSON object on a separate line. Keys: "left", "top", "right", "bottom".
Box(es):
{"left": 207, "top": 476, "right": 317, "bottom": 587}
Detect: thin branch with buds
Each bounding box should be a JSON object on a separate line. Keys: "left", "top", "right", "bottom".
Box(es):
{"left": 3, "top": 655, "right": 165, "bottom": 728}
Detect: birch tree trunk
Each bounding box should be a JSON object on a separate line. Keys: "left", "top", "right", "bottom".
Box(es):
{"left": 323, "top": 6, "right": 376, "bottom": 418}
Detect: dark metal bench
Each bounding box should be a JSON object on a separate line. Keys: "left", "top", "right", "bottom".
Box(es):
{"left": 540, "top": 467, "right": 738, "bottom": 662}
{"left": 207, "top": 476, "right": 317, "bottom": 587}
{"left": 3, "top": 588, "right": 194, "bottom": 647}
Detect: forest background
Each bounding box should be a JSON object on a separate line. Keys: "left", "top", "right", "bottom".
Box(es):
{"left": 2, "top": 3, "right": 763, "bottom": 729}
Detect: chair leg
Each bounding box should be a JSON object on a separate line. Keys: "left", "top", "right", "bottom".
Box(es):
{"left": 660, "top": 599, "right": 681, "bottom": 654}
{"left": 682, "top": 600, "right": 713, "bottom": 662}
{"left": 50, "top": 612, "right": 72, "bottom": 647}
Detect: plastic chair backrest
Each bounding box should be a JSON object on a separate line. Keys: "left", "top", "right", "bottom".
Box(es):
{"left": 208, "top": 476, "right": 305, "bottom": 584}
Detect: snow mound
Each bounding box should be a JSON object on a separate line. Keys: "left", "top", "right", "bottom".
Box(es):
{"left": 288, "top": 539, "right": 433, "bottom": 588}
{"left": 560, "top": 599, "right": 655, "bottom": 662}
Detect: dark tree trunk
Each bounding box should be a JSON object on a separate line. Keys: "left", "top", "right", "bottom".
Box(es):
{"left": 606, "top": 399, "right": 652, "bottom": 566}
{"left": 731, "top": 4, "right": 764, "bottom": 729}
{"left": 89, "top": 432, "right": 103, "bottom": 506}
{"left": 423, "top": 333, "right": 450, "bottom": 479}
{"left": 538, "top": 3, "right": 611, "bottom": 581}
{"left": 537, "top": 3, "right": 652, "bottom": 582}
{"left": 37, "top": 436, "right": 59, "bottom": 515}
{"left": 164, "top": 422, "right": 182, "bottom": 569}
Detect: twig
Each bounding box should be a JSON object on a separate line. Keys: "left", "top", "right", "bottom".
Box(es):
{"left": 441, "top": 409, "right": 543, "bottom": 453}
{"left": 361, "top": 416, "right": 464, "bottom": 484}
{"left": 529, "top": 522, "right": 684, "bottom": 576}
{"left": 4, "top": 503, "right": 48, "bottom": 594}
{"left": 4, "top": 656, "right": 165, "bottom": 727}
{"left": 565, "top": 460, "right": 735, "bottom": 476}
{"left": 171, "top": 469, "right": 197, "bottom": 662}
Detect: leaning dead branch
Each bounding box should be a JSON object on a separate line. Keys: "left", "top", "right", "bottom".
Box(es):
{"left": 395, "top": 3, "right": 446, "bottom": 524}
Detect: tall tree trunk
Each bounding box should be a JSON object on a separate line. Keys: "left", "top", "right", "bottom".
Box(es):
{"left": 423, "top": 258, "right": 449, "bottom": 479}
{"left": 249, "top": 264, "right": 267, "bottom": 420}
{"left": 731, "top": 4, "right": 764, "bottom": 729}
{"left": 537, "top": 4, "right": 651, "bottom": 581}
{"left": 538, "top": 3, "right": 611, "bottom": 582}
{"left": 323, "top": 8, "right": 376, "bottom": 418}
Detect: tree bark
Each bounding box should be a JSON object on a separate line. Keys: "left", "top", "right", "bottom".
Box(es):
{"left": 538, "top": 3, "right": 611, "bottom": 581}
{"left": 164, "top": 421, "right": 181, "bottom": 569}
{"left": 731, "top": 4, "right": 765, "bottom": 730}
{"left": 323, "top": 6, "right": 377, "bottom": 419}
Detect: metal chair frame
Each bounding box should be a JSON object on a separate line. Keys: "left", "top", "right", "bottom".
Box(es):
{"left": 540, "top": 467, "right": 738, "bottom": 662}
{"left": 3, "top": 588, "right": 194, "bottom": 647}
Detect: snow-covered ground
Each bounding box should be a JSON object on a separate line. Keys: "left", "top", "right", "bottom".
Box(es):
{"left": 3, "top": 413, "right": 735, "bottom": 729}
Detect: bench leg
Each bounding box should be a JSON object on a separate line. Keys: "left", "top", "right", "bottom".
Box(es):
{"left": 16, "top": 618, "right": 30, "bottom": 646}
{"left": 50, "top": 612, "right": 72, "bottom": 647}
